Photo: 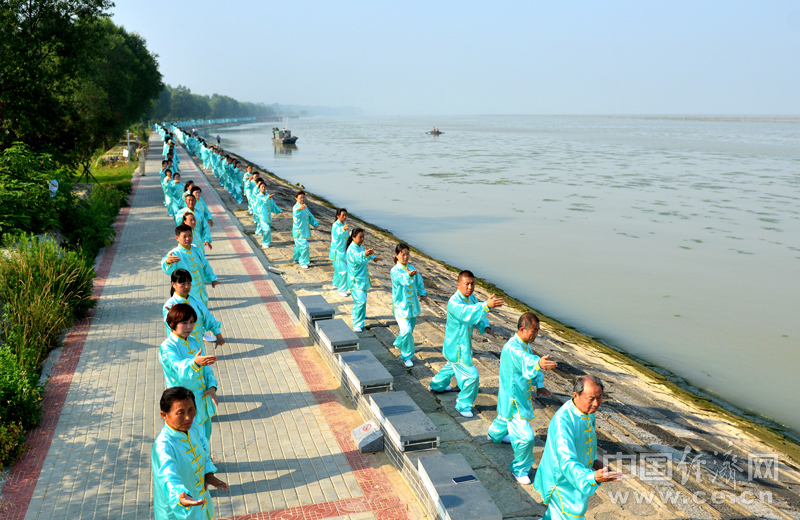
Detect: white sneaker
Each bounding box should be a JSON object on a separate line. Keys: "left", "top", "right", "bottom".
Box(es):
{"left": 338, "top": 291, "right": 349, "bottom": 297}
{"left": 502, "top": 435, "right": 511, "bottom": 444}
{"left": 427, "top": 385, "right": 453, "bottom": 392}
{"left": 459, "top": 409, "right": 474, "bottom": 418}
{"left": 353, "top": 327, "right": 363, "bottom": 333}
{"left": 515, "top": 475, "right": 531, "bottom": 485}
{"left": 403, "top": 359, "right": 414, "bottom": 368}
{"left": 300, "top": 264, "right": 308, "bottom": 269}
{"left": 255, "top": 232, "right": 262, "bottom": 235}
{"left": 332, "top": 285, "right": 338, "bottom": 290}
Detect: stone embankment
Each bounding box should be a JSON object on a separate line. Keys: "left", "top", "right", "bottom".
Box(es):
{"left": 187, "top": 143, "right": 800, "bottom": 520}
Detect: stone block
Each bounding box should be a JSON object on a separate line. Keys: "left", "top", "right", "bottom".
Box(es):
{"left": 351, "top": 420, "right": 384, "bottom": 453}
{"left": 369, "top": 391, "right": 440, "bottom": 451}
{"left": 297, "top": 295, "right": 334, "bottom": 323}
{"left": 316, "top": 319, "right": 359, "bottom": 353}
{"left": 338, "top": 351, "right": 393, "bottom": 395}
{"left": 417, "top": 453, "right": 502, "bottom": 520}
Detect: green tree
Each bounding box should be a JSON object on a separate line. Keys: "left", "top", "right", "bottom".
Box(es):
{"left": 0, "top": 0, "right": 114, "bottom": 164}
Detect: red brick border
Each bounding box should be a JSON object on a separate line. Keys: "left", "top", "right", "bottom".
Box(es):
{"left": 0, "top": 169, "right": 144, "bottom": 520}
{"left": 186, "top": 149, "right": 413, "bottom": 520}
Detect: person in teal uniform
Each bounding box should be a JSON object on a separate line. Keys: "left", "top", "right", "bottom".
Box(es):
{"left": 292, "top": 190, "right": 319, "bottom": 268}
{"left": 255, "top": 181, "right": 282, "bottom": 249}
{"left": 168, "top": 172, "right": 184, "bottom": 216}
{"left": 162, "top": 169, "right": 174, "bottom": 215}
{"left": 163, "top": 269, "right": 226, "bottom": 347}
{"left": 162, "top": 224, "right": 219, "bottom": 304}
{"left": 534, "top": 375, "right": 622, "bottom": 519}
{"left": 429, "top": 270, "right": 504, "bottom": 417}
{"left": 191, "top": 187, "right": 214, "bottom": 243}
{"left": 390, "top": 242, "right": 430, "bottom": 367}
{"left": 329, "top": 208, "right": 350, "bottom": 296}
{"left": 345, "top": 228, "right": 382, "bottom": 332}
{"left": 152, "top": 386, "right": 228, "bottom": 520}
{"left": 177, "top": 194, "right": 211, "bottom": 251}
{"left": 487, "top": 313, "right": 558, "bottom": 484}
{"left": 160, "top": 304, "right": 220, "bottom": 441}
{"left": 179, "top": 213, "right": 203, "bottom": 257}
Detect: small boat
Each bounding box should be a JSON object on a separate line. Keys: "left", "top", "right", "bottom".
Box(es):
{"left": 426, "top": 130, "right": 444, "bottom": 135}
{"left": 271, "top": 117, "right": 299, "bottom": 144}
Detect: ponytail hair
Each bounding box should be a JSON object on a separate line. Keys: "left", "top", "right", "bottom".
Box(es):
{"left": 394, "top": 242, "right": 409, "bottom": 264}
{"left": 346, "top": 227, "right": 365, "bottom": 251}
{"left": 170, "top": 269, "right": 192, "bottom": 296}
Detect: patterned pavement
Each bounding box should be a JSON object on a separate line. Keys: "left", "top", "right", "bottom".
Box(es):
{"left": 0, "top": 134, "right": 418, "bottom": 520}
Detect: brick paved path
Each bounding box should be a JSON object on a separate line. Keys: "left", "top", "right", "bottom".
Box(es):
{"left": 0, "top": 134, "right": 418, "bottom": 520}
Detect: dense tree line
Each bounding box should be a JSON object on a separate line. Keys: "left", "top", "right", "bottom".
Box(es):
{"left": 0, "top": 0, "right": 163, "bottom": 168}
{"left": 149, "top": 85, "right": 275, "bottom": 122}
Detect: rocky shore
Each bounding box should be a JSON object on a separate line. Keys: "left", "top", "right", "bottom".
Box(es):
{"left": 186, "top": 142, "right": 800, "bottom": 520}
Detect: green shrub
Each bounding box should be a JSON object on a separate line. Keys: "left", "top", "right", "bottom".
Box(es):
{"left": 59, "top": 183, "right": 129, "bottom": 261}
{"left": 0, "top": 234, "right": 95, "bottom": 369}
{"left": 0, "top": 421, "right": 27, "bottom": 470}
{"left": 0, "top": 347, "right": 42, "bottom": 470}
{"left": 0, "top": 143, "right": 72, "bottom": 240}
{"left": 0, "top": 348, "right": 42, "bottom": 429}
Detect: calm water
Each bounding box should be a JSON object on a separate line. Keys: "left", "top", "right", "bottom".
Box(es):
{"left": 203, "top": 116, "right": 800, "bottom": 435}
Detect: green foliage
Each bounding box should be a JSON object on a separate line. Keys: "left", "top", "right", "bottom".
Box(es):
{"left": 0, "top": 347, "right": 42, "bottom": 469}
{"left": 0, "top": 1, "right": 162, "bottom": 167}
{"left": 0, "top": 143, "right": 73, "bottom": 239}
{"left": 0, "top": 348, "right": 42, "bottom": 430}
{"left": 60, "top": 184, "right": 129, "bottom": 260}
{"left": 0, "top": 421, "right": 28, "bottom": 470}
{"left": 149, "top": 85, "right": 275, "bottom": 121}
{"left": 0, "top": 234, "right": 95, "bottom": 369}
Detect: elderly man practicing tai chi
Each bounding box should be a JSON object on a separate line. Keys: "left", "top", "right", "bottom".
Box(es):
{"left": 487, "top": 312, "right": 558, "bottom": 485}
{"left": 151, "top": 387, "right": 228, "bottom": 520}
{"left": 428, "top": 270, "right": 503, "bottom": 418}
{"left": 534, "top": 375, "right": 622, "bottom": 520}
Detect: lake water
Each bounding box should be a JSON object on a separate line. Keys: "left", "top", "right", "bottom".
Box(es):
{"left": 202, "top": 116, "right": 800, "bottom": 436}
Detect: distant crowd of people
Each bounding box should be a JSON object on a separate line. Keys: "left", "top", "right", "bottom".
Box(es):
{"left": 148, "top": 123, "right": 620, "bottom": 520}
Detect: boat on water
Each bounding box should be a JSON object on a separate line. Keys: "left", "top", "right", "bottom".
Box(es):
{"left": 271, "top": 117, "right": 298, "bottom": 144}
{"left": 426, "top": 129, "right": 444, "bottom": 135}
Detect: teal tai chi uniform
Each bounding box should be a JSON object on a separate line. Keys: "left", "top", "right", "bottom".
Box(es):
{"left": 429, "top": 290, "right": 491, "bottom": 413}
{"left": 194, "top": 198, "right": 213, "bottom": 246}
{"left": 292, "top": 202, "right": 318, "bottom": 266}
{"left": 487, "top": 334, "right": 545, "bottom": 477}
{"left": 346, "top": 242, "right": 376, "bottom": 331}
{"left": 151, "top": 421, "right": 217, "bottom": 520}
{"left": 162, "top": 293, "right": 222, "bottom": 345}
{"left": 175, "top": 208, "right": 211, "bottom": 246}
{"left": 533, "top": 400, "right": 600, "bottom": 520}
{"left": 329, "top": 220, "right": 349, "bottom": 291}
{"left": 256, "top": 192, "right": 282, "bottom": 247}
{"left": 390, "top": 262, "right": 427, "bottom": 362}
{"left": 158, "top": 333, "right": 218, "bottom": 441}
{"left": 161, "top": 245, "right": 217, "bottom": 305}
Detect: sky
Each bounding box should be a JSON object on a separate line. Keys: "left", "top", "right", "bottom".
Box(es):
{"left": 111, "top": 1, "right": 800, "bottom": 115}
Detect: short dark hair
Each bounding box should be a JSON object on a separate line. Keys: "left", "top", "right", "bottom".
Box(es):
{"left": 184, "top": 193, "right": 195, "bottom": 200}
{"left": 191, "top": 186, "right": 202, "bottom": 194}
{"left": 458, "top": 270, "right": 475, "bottom": 283}
{"left": 295, "top": 190, "right": 305, "bottom": 198}
{"left": 336, "top": 208, "right": 347, "bottom": 218}
{"left": 170, "top": 269, "right": 192, "bottom": 296}
{"left": 160, "top": 386, "right": 195, "bottom": 413}
{"left": 517, "top": 312, "right": 540, "bottom": 330}
{"left": 166, "top": 303, "right": 197, "bottom": 330}
{"left": 175, "top": 224, "right": 193, "bottom": 236}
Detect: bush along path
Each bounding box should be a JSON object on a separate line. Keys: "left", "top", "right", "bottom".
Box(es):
{"left": 0, "top": 173, "right": 141, "bottom": 519}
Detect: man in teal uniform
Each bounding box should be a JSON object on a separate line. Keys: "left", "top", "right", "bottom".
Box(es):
{"left": 534, "top": 375, "right": 622, "bottom": 519}
{"left": 151, "top": 386, "right": 228, "bottom": 520}
{"left": 292, "top": 190, "right": 319, "bottom": 268}
{"left": 429, "top": 270, "right": 504, "bottom": 417}
{"left": 162, "top": 224, "right": 219, "bottom": 304}
{"left": 487, "top": 313, "right": 558, "bottom": 484}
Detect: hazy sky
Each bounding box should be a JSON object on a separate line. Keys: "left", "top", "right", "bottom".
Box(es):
{"left": 112, "top": 1, "right": 800, "bottom": 115}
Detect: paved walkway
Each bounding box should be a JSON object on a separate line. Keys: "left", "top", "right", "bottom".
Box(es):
{"left": 0, "top": 134, "right": 419, "bottom": 520}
